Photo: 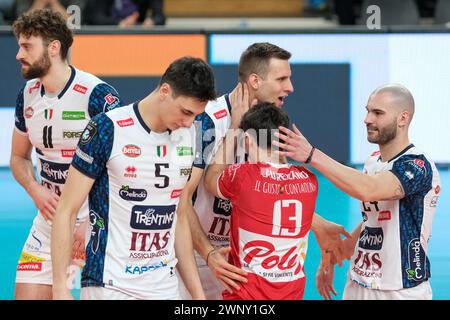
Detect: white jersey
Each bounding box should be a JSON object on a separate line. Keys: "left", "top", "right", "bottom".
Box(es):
{"left": 192, "top": 94, "right": 232, "bottom": 266}
{"left": 72, "top": 103, "right": 196, "bottom": 299}
{"left": 14, "top": 66, "right": 122, "bottom": 226}
{"left": 349, "top": 144, "right": 440, "bottom": 290}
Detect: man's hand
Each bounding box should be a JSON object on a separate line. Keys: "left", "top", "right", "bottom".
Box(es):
{"left": 273, "top": 124, "right": 313, "bottom": 163}
{"left": 228, "top": 83, "right": 257, "bottom": 129}
{"left": 316, "top": 251, "right": 337, "bottom": 300}
{"left": 207, "top": 247, "right": 248, "bottom": 294}
{"left": 71, "top": 220, "right": 88, "bottom": 261}
{"left": 312, "top": 215, "right": 351, "bottom": 266}
{"left": 28, "top": 183, "right": 60, "bottom": 222}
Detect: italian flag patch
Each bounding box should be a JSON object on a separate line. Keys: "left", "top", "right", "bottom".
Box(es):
{"left": 157, "top": 145, "right": 167, "bottom": 157}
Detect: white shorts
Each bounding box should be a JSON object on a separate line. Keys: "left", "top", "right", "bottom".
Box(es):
{"left": 179, "top": 264, "right": 224, "bottom": 300}
{"left": 15, "top": 214, "right": 83, "bottom": 286}
{"left": 81, "top": 286, "right": 182, "bottom": 300}
{"left": 343, "top": 278, "right": 432, "bottom": 300}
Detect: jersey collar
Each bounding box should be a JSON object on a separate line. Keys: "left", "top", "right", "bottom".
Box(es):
{"left": 133, "top": 101, "right": 172, "bottom": 135}
{"left": 40, "top": 65, "right": 76, "bottom": 99}
{"left": 381, "top": 143, "right": 415, "bottom": 163}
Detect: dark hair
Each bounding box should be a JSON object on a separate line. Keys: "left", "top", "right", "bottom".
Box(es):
{"left": 13, "top": 9, "right": 73, "bottom": 60}
{"left": 238, "top": 42, "right": 291, "bottom": 82}
{"left": 159, "top": 56, "right": 216, "bottom": 101}
{"left": 240, "top": 102, "right": 290, "bottom": 149}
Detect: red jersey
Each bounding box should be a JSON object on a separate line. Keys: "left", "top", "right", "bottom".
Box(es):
{"left": 217, "top": 162, "right": 318, "bottom": 300}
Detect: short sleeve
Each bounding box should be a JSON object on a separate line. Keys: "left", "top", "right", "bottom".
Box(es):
{"left": 217, "top": 163, "right": 243, "bottom": 200}
{"left": 14, "top": 85, "right": 27, "bottom": 134}
{"left": 193, "top": 112, "right": 217, "bottom": 169}
{"left": 390, "top": 154, "right": 433, "bottom": 196}
{"left": 71, "top": 113, "right": 114, "bottom": 179}
{"left": 88, "top": 83, "right": 122, "bottom": 118}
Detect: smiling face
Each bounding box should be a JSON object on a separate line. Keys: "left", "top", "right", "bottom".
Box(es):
{"left": 16, "top": 35, "right": 51, "bottom": 80}
{"left": 364, "top": 92, "right": 400, "bottom": 145}
{"left": 252, "top": 58, "right": 294, "bottom": 108}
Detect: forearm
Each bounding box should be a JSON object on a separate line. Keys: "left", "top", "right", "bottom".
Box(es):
{"left": 205, "top": 130, "right": 239, "bottom": 195}
{"left": 51, "top": 204, "right": 77, "bottom": 292}
{"left": 10, "top": 154, "right": 40, "bottom": 195}
{"left": 175, "top": 211, "right": 205, "bottom": 299}
{"left": 310, "top": 149, "right": 374, "bottom": 201}
{"left": 187, "top": 204, "right": 214, "bottom": 260}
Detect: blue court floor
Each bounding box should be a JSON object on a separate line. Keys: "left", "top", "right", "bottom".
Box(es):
{"left": 0, "top": 166, "right": 448, "bottom": 300}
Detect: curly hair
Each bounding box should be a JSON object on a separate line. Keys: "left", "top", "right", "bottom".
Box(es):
{"left": 13, "top": 9, "right": 73, "bottom": 60}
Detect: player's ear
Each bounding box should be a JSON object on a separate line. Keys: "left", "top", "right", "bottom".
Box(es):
{"left": 48, "top": 39, "right": 61, "bottom": 59}
{"left": 158, "top": 83, "right": 171, "bottom": 101}
{"left": 247, "top": 73, "right": 259, "bottom": 91}
{"left": 398, "top": 110, "right": 410, "bottom": 128}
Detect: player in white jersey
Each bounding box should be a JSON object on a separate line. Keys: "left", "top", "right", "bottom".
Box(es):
{"left": 51, "top": 56, "right": 217, "bottom": 300}
{"left": 10, "top": 9, "right": 122, "bottom": 300}
{"left": 274, "top": 84, "right": 440, "bottom": 300}
{"left": 179, "top": 43, "right": 351, "bottom": 299}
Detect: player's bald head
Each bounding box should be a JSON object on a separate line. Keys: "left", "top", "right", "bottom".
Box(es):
{"left": 369, "top": 84, "right": 415, "bottom": 123}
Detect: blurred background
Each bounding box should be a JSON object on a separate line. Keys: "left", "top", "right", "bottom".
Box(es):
{"left": 0, "top": 0, "right": 449, "bottom": 300}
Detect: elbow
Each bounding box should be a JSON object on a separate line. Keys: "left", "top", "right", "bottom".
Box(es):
{"left": 355, "top": 184, "right": 378, "bottom": 202}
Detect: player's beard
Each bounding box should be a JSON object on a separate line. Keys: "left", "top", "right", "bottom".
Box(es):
{"left": 21, "top": 50, "right": 51, "bottom": 80}
{"left": 367, "top": 119, "right": 397, "bottom": 145}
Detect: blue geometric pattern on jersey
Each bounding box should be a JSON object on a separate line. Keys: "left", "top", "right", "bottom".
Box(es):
{"left": 391, "top": 154, "right": 433, "bottom": 196}
{"left": 14, "top": 85, "right": 26, "bottom": 133}
{"left": 391, "top": 154, "right": 433, "bottom": 288}
{"left": 193, "top": 112, "right": 216, "bottom": 169}
{"left": 72, "top": 113, "right": 114, "bottom": 179}
{"left": 88, "top": 83, "right": 122, "bottom": 118}
{"left": 71, "top": 113, "right": 114, "bottom": 287}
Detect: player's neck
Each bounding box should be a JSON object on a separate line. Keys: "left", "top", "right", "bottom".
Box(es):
{"left": 379, "top": 134, "right": 410, "bottom": 162}
{"left": 138, "top": 92, "right": 168, "bottom": 133}
{"left": 40, "top": 62, "right": 71, "bottom": 96}
{"left": 251, "top": 148, "right": 287, "bottom": 165}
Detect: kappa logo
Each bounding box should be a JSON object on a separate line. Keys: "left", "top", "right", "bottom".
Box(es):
{"left": 73, "top": 84, "right": 88, "bottom": 94}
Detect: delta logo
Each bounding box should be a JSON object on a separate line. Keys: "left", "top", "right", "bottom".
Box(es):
{"left": 214, "top": 109, "right": 228, "bottom": 120}
{"left": 25, "top": 106, "right": 34, "bottom": 119}
{"left": 73, "top": 84, "right": 88, "bottom": 94}
{"left": 124, "top": 166, "right": 137, "bottom": 178}
{"left": 117, "top": 118, "right": 134, "bottom": 127}
{"left": 122, "top": 145, "right": 141, "bottom": 158}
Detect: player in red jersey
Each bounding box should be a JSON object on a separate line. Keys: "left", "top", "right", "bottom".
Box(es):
{"left": 204, "top": 102, "right": 318, "bottom": 299}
